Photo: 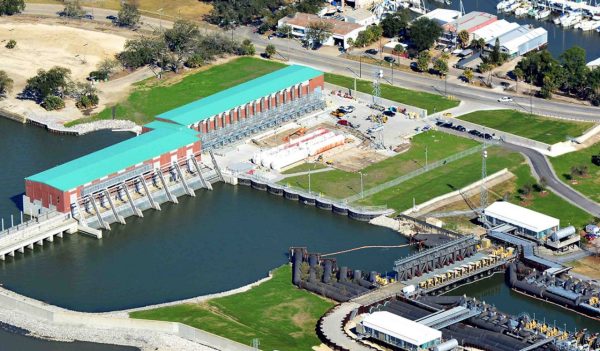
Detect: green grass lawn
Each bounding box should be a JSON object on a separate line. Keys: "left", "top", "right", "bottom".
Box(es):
{"left": 354, "top": 147, "right": 593, "bottom": 229}
{"left": 281, "top": 131, "right": 479, "bottom": 199}
{"left": 456, "top": 110, "right": 594, "bottom": 144}
{"left": 324, "top": 73, "right": 459, "bottom": 114}
{"left": 550, "top": 141, "right": 600, "bottom": 203}
{"left": 66, "top": 57, "right": 286, "bottom": 126}
{"left": 130, "top": 265, "right": 333, "bottom": 351}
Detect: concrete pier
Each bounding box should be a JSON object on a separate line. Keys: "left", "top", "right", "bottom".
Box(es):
{"left": 0, "top": 213, "right": 78, "bottom": 260}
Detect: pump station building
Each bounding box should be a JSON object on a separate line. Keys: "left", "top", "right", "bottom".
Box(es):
{"left": 24, "top": 64, "right": 325, "bottom": 222}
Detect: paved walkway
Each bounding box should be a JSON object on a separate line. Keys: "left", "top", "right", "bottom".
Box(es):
{"left": 319, "top": 302, "right": 373, "bottom": 351}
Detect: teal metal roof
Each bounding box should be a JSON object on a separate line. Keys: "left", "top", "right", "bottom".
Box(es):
{"left": 157, "top": 64, "right": 323, "bottom": 126}
{"left": 27, "top": 125, "right": 199, "bottom": 192}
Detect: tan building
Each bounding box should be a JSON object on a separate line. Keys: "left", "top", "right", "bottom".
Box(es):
{"left": 278, "top": 13, "right": 365, "bottom": 49}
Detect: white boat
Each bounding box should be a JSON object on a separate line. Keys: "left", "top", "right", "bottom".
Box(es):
{"left": 497, "top": 0, "right": 516, "bottom": 11}
{"left": 580, "top": 20, "right": 600, "bottom": 31}
{"left": 536, "top": 8, "right": 552, "bottom": 19}
{"left": 515, "top": 5, "right": 532, "bottom": 16}
{"left": 553, "top": 14, "right": 564, "bottom": 25}
{"left": 561, "top": 13, "right": 583, "bottom": 27}
{"left": 504, "top": 2, "right": 520, "bottom": 13}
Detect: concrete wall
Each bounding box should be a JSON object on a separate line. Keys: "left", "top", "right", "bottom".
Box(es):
{"left": 403, "top": 168, "right": 513, "bottom": 216}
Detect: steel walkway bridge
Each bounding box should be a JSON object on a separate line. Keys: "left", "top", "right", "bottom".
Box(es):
{"left": 416, "top": 306, "right": 482, "bottom": 330}
{"left": 199, "top": 92, "right": 325, "bottom": 152}
{"left": 394, "top": 235, "right": 479, "bottom": 281}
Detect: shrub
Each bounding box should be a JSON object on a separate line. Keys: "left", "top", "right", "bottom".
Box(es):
{"left": 41, "top": 95, "right": 65, "bottom": 111}
{"left": 185, "top": 54, "right": 204, "bottom": 68}
{"left": 76, "top": 94, "right": 99, "bottom": 109}
{"left": 88, "top": 70, "right": 109, "bottom": 82}
{"left": 5, "top": 40, "right": 16, "bottom": 49}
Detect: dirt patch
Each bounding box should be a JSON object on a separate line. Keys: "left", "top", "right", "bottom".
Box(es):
{"left": 0, "top": 20, "right": 133, "bottom": 123}
{"left": 569, "top": 256, "right": 600, "bottom": 280}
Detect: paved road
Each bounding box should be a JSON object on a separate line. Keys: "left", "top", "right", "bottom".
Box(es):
{"left": 440, "top": 127, "right": 600, "bottom": 217}
{"left": 503, "top": 142, "right": 600, "bottom": 217}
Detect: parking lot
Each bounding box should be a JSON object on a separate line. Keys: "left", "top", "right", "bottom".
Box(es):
{"left": 326, "top": 90, "right": 431, "bottom": 150}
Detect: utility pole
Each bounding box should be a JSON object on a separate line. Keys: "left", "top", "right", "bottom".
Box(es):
{"left": 359, "top": 172, "right": 365, "bottom": 199}
{"left": 425, "top": 146, "right": 428, "bottom": 169}
{"left": 359, "top": 55, "right": 362, "bottom": 78}
{"left": 444, "top": 72, "right": 448, "bottom": 96}
{"left": 480, "top": 148, "right": 488, "bottom": 212}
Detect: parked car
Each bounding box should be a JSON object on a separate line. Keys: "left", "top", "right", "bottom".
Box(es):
{"left": 83, "top": 14, "right": 94, "bottom": 20}
{"left": 441, "top": 122, "right": 453, "bottom": 128}
{"left": 454, "top": 125, "right": 467, "bottom": 132}
{"left": 337, "top": 119, "right": 349, "bottom": 126}
{"left": 498, "top": 96, "right": 513, "bottom": 103}
{"left": 469, "top": 129, "right": 481, "bottom": 137}
{"left": 106, "top": 15, "right": 117, "bottom": 20}
{"left": 383, "top": 110, "right": 396, "bottom": 117}
{"left": 365, "top": 49, "right": 378, "bottom": 55}
{"left": 367, "top": 125, "right": 384, "bottom": 134}
{"left": 384, "top": 56, "right": 396, "bottom": 63}
{"left": 483, "top": 133, "right": 493, "bottom": 140}
{"left": 339, "top": 105, "right": 355, "bottom": 113}
{"left": 422, "top": 126, "right": 431, "bottom": 132}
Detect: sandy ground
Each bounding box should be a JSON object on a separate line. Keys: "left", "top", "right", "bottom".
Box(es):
{"left": 0, "top": 21, "right": 143, "bottom": 124}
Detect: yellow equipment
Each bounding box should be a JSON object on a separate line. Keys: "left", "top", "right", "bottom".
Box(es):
{"left": 590, "top": 296, "right": 599, "bottom": 305}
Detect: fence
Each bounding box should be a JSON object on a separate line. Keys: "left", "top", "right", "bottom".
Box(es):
{"left": 0, "top": 211, "right": 64, "bottom": 239}
{"left": 343, "top": 144, "right": 486, "bottom": 203}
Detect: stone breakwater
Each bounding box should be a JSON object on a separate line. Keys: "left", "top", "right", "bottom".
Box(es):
{"left": 0, "top": 271, "right": 275, "bottom": 351}
{"left": 27, "top": 115, "right": 141, "bottom": 135}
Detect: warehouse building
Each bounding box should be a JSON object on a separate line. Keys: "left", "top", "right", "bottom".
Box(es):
{"left": 484, "top": 201, "right": 559, "bottom": 240}
{"left": 357, "top": 311, "right": 442, "bottom": 350}
{"left": 24, "top": 64, "right": 325, "bottom": 217}
{"left": 278, "top": 13, "right": 365, "bottom": 49}
{"left": 472, "top": 19, "right": 520, "bottom": 42}
{"left": 485, "top": 25, "right": 548, "bottom": 58}
{"left": 421, "top": 8, "right": 463, "bottom": 26}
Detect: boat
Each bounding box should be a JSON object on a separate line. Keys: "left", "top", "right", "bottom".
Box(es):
{"left": 434, "top": 0, "right": 452, "bottom": 4}
{"left": 535, "top": 8, "right": 552, "bottom": 19}
{"left": 528, "top": 7, "right": 539, "bottom": 17}
{"left": 497, "top": 0, "right": 516, "bottom": 11}
{"left": 553, "top": 14, "right": 564, "bottom": 25}
{"left": 580, "top": 20, "right": 600, "bottom": 31}
{"left": 504, "top": 2, "right": 520, "bottom": 13}
{"left": 561, "top": 12, "right": 583, "bottom": 27}
{"left": 515, "top": 5, "right": 532, "bottom": 16}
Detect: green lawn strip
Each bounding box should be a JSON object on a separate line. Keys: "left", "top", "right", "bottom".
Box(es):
{"left": 281, "top": 131, "right": 479, "bottom": 198}
{"left": 324, "top": 73, "right": 459, "bottom": 114}
{"left": 456, "top": 110, "right": 594, "bottom": 144}
{"left": 66, "top": 57, "right": 286, "bottom": 126}
{"left": 130, "top": 265, "right": 333, "bottom": 351}
{"left": 281, "top": 162, "right": 328, "bottom": 174}
{"left": 355, "top": 146, "right": 517, "bottom": 211}
{"left": 549, "top": 143, "right": 600, "bottom": 203}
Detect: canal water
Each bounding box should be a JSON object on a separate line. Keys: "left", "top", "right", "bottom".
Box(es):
{"left": 450, "top": 273, "right": 600, "bottom": 331}
{"left": 426, "top": 0, "right": 600, "bottom": 60}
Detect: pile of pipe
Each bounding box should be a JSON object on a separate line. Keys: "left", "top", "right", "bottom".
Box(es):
{"left": 252, "top": 128, "right": 344, "bottom": 171}
{"left": 290, "top": 248, "right": 376, "bottom": 302}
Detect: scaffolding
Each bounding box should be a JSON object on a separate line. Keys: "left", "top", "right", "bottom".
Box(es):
{"left": 199, "top": 92, "right": 325, "bottom": 152}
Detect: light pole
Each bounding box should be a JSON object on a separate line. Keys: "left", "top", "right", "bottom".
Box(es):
{"left": 359, "top": 171, "right": 366, "bottom": 199}
{"left": 359, "top": 55, "right": 362, "bottom": 78}
{"left": 345, "top": 67, "right": 359, "bottom": 93}
{"left": 425, "top": 146, "right": 428, "bottom": 169}
{"left": 157, "top": 7, "right": 163, "bottom": 30}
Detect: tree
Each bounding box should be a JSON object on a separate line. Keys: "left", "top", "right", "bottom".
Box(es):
{"left": 416, "top": 50, "right": 431, "bottom": 72}
{"left": 471, "top": 38, "right": 486, "bottom": 52}
{"left": 0, "top": 0, "right": 25, "bottom": 15}
{"left": 96, "top": 58, "right": 119, "bottom": 79}
{"left": 479, "top": 62, "right": 492, "bottom": 73}
{"left": 489, "top": 38, "right": 502, "bottom": 65}
{"left": 0, "top": 70, "right": 13, "bottom": 98}
{"left": 463, "top": 68, "right": 474, "bottom": 83}
{"left": 393, "top": 43, "right": 405, "bottom": 61}
{"left": 62, "top": 0, "right": 84, "bottom": 18}
{"left": 346, "top": 38, "right": 355, "bottom": 54}
{"left": 164, "top": 19, "right": 201, "bottom": 71}
{"left": 514, "top": 67, "right": 524, "bottom": 92}
{"left": 380, "top": 10, "right": 409, "bottom": 38}
{"left": 560, "top": 46, "right": 588, "bottom": 96}
{"left": 354, "top": 25, "right": 383, "bottom": 48}
{"left": 457, "top": 30, "right": 470, "bottom": 49}
{"left": 118, "top": 36, "right": 165, "bottom": 69}
{"left": 277, "top": 24, "right": 293, "bottom": 39}
{"left": 409, "top": 17, "right": 442, "bottom": 52}
{"left": 24, "top": 67, "right": 72, "bottom": 102}
{"left": 240, "top": 39, "right": 255, "bottom": 56}
{"left": 117, "top": 0, "right": 141, "bottom": 28}
{"left": 305, "top": 20, "right": 333, "bottom": 49}
{"left": 41, "top": 95, "right": 65, "bottom": 111}
{"left": 74, "top": 82, "right": 99, "bottom": 109}
{"left": 520, "top": 183, "right": 533, "bottom": 197}
{"left": 265, "top": 44, "right": 277, "bottom": 58}
{"left": 5, "top": 39, "right": 16, "bottom": 49}
{"left": 540, "top": 74, "right": 557, "bottom": 99}
{"left": 433, "top": 54, "right": 449, "bottom": 76}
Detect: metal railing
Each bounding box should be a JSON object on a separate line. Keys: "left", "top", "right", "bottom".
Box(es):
{"left": 343, "top": 144, "right": 486, "bottom": 203}
{"left": 0, "top": 212, "right": 71, "bottom": 245}
{"left": 0, "top": 211, "right": 63, "bottom": 238}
